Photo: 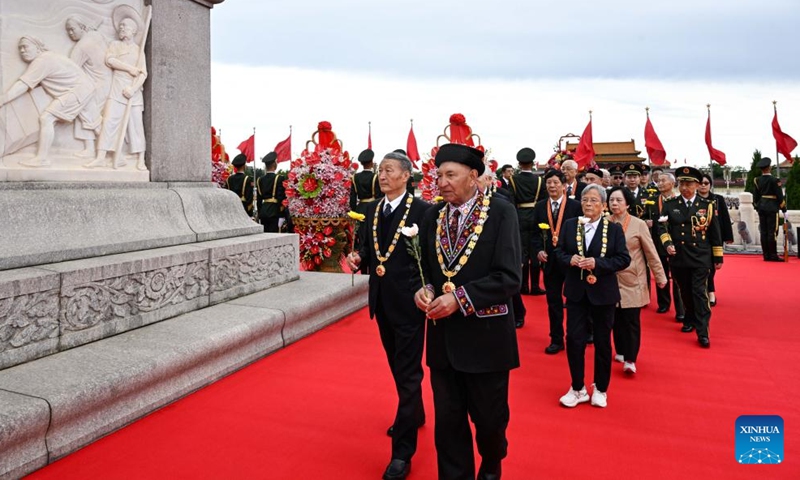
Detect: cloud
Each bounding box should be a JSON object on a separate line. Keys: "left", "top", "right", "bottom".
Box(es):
{"left": 211, "top": 63, "right": 800, "bottom": 169}
{"left": 211, "top": 0, "right": 800, "bottom": 80}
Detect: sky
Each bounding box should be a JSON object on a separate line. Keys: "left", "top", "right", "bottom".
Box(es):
{"left": 209, "top": 0, "right": 800, "bottom": 169}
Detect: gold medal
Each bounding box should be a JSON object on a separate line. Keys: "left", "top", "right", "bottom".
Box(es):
{"left": 586, "top": 274, "right": 597, "bottom": 284}
{"left": 552, "top": 234, "right": 558, "bottom": 245}
{"left": 375, "top": 264, "right": 386, "bottom": 277}
{"left": 443, "top": 281, "right": 456, "bottom": 293}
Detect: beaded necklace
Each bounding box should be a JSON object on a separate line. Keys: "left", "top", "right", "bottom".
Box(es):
{"left": 371, "top": 195, "right": 413, "bottom": 277}
{"left": 576, "top": 217, "right": 608, "bottom": 284}
{"left": 435, "top": 193, "right": 490, "bottom": 293}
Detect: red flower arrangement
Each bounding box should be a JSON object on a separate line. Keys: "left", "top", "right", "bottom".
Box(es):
{"left": 285, "top": 122, "right": 354, "bottom": 271}
{"left": 211, "top": 126, "right": 231, "bottom": 188}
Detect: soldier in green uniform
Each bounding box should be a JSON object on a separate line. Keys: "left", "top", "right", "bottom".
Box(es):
{"left": 256, "top": 152, "right": 286, "bottom": 233}
{"left": 753, "top": 157, "right": 787, "bottom": 262}
{"left": 226, "top": 153, "right": 254, "bottom": 217}
{"left": 509, "top": 147, "right": 545, "bottom": 295}
{"left": 350, "top": 149, "right": 384, "bottom": 215}
{"left": 658, "top": 166, "right": 723, "bottom": 348}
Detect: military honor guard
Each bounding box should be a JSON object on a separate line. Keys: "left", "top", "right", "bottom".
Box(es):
{"left": 226, "top": 153, "right": 254, "bottom": 216}
{"left": 509, "top": 147, "right": 546, "bottom": 295}
{"left": 657, "top": 167, "right": 723, "bottom": 348}
{"left": 256, "top": 152, "right": 286, "bottom": 232}
{"left": 555, "top": 185, "right": 631, "bottom": 408}
{"left": 647, "top": 172, "right": 685, "bottom": 320}
{"left": 350, "top": 148, "right": 384, "bottom": 215}
{"left": 346, "top": 151, "right": 429, "bottom": 480}
{"left": 753, "top": 157, "right": 787, "bottom": 262}
{"left": 532, "top": 169, "right": 582, "bottom": 354}
{"left": 414, "top": 143, "right": 521, "bottom": 480}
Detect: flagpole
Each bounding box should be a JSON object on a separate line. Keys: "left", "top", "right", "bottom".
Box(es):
{"left": 774, "top": 101, "right": 780, "bottom": 181}
{"left": 252, "top": 126, "right": 258, "bottom": 221}
{"left": 645, "top": 107, "right": 650, "bottom": 168}
{"left": 707, "top": 104, "right": 714, "bottom": 186}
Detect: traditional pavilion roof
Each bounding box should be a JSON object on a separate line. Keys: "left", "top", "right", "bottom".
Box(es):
{"left": 565, "top": 139, "right": 647, "bottom": 164}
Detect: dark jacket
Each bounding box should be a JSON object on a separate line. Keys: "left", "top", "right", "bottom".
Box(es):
{"left": 226, "top": 172, "right": 254, "bottom": 215}
{"left": 554, "top": 217, "right": 631, "bottom": 306}
{"left": 419, "top": 194, "right": 521, "bottom": 373}
{"left": 753, "top": 174, "right": 786, "bottom": 214}
{"left": 256, "top": 172, "right": 286, "bottom": 220}
{"left": 531, "top": 196, "right": 582, "bottom": 275}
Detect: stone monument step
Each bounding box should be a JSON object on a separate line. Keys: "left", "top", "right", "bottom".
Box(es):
{"left": 0, "top": 271, "right": 368, "bottom": 479}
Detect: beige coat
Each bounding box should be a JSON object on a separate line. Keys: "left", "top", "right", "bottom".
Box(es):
{"left": 615, "top": 215, "right": 667, "bottom": 308}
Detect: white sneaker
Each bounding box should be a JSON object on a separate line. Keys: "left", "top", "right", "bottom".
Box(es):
{"left": 614, "top": 354, "right": 624, "bottom": 363}
{"left": 591, "top": 384, "right": 607, "bottom": 408}
{"left": 559, "top": 386, "right": 590, "bottom": 408}
{"left": 623, "top": 361, "right": 637, "bottom": 374}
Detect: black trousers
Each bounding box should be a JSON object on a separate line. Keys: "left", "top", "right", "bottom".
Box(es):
{"left": 656, "top": 254, "right": 685, "bottom": 316}
{"left": 758, "top": 210, "right": 778, "bottom": 259}
{"left": 519, "top": 225, "right": 541, "bottom": 291}
{"left": 707, "top": 266, "right": 716, "bottom": 293}
{"left": 375, "top": 303, "right": 426, "bottom": 462}
{"left": 612, "top": 307, "right": 641, "bottom": 363}
{"left": 261, "top": 216, "right": 280, "bottom": 233}
{"left": 430, "top": 367, "right": 510, "bottom": 480}
{"left": 543, "top": 267, "right": 566, "bottom": 346}
{"left": 510, "top": 292, "right": 526, "bottom": 321}
{"left": 566, "top": 297, "right": 615, "bottom": 392}
{"left": 672, "top": 266, "right": 711, "bottom": 338}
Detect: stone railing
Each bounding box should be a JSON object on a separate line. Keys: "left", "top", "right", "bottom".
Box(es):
{"left": 722, "top": 193, "right": 797, "bottom": 254}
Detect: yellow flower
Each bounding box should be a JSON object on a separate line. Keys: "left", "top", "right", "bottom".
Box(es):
{"left": 643, "top": 200, "right": 655, "bottom": 205}
{"left": 347, "top": 211, "right": 366, "bottom": 221}
{"left": 433, "top": 196, "right": 444, "bottom": 202}
{"left": 538, "top": 223, "right": 551, "bottom": 230}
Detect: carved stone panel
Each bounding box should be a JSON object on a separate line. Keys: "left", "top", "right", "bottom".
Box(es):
{"left": 0, "top": 1, "right": 150, "bottom": 182}
{"left": 0, "top": 268, "right": 60, "bottom": 369}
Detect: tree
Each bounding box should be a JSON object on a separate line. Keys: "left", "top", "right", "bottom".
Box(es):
{"left": 744, "top": 149, "right": 762, "bottom": 196}
{"left": 785, "top": 156, "right": 800, "bottom": 209}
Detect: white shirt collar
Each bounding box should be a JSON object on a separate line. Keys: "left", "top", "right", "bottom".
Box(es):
{"left": 384, "top": 192, "right": 406, "bottom": 212}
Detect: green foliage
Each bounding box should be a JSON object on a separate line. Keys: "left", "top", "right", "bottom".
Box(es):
{"left": 785, "top": 156, "right": 800, "bottom": 209}
{"left": 744, "top": 150, "right": 762, "bottom": 196}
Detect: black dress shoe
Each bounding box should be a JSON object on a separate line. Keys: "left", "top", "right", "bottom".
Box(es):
{"left": 530, "top": 287, "right": 547, "bottom": 296}
{"left": 656, "top": 306, "right": 669, "bottom": 314}
{"left": 709, "top": 300, "right": 716, "bottom": 307}
{"left": 544, "top": 343, "right": 565, "bottom": 355}
{"left": 515, "top": 318, "right": 525, "bottom": 328}
{"left": 698, "top": 336, "right": 710, "bottom": 348}
{"left": 477, "top": 463, "right": 501, "bottom": 480}
{"left": 382, "top": 459, "right": 411, "bottom": 480}
{"left": 586, "top": 334, "right": 594, "bottom": 344}
{"left": 680, "top": 325, "right": 694, "bottom": 333}
{"left": 675, "top": 314, "right": 685, "bottom": 323}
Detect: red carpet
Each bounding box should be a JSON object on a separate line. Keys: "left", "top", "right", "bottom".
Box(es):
{"left": 28, "top": 255, "right": 799, "bottom": 479}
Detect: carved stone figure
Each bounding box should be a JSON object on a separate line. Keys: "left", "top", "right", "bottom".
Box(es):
{"left": 85, "top": 5, "right": 148, "bottom": 170}
{"left": 66, "top": 15, "right": 111, "bottom": 158}
{"left": 0, "top": 36, "right": 101, "bottom": 167}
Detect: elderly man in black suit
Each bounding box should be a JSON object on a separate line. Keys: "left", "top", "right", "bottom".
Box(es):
{"left": 346, "top": 151, "right": 430, "bottom": 480}
{"left": 555, "top": 184, "right": 631, "bottom": 408}
{"left": 532, "top": 169, "right": 582, "bottom": 354}
{"left": 414, "top": 143, "right": 521, "bottom": 480}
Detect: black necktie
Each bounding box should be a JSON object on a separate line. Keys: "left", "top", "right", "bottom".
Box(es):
{"left": 384, "top": 203, "right": 392, "bottom": 217}
{"left": 686, "top": 200, "right": 692, "bottom": 209}
{"left": 551, "top": 201, "right": 558, "bottom": 215}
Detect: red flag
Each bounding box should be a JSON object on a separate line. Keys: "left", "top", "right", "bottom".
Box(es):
{"left": 367, "top": 123, "right": 372, "bottom": 150}
{"left": 705, "top": 115, "right": 727, "bottom": 165}
{"left": 274, "top": 133, "right": 292, "bottom": 162}
{"left": 644, "top": 117, "right": 666, "bottom": 165}
{"left": 772, "top": 111, "right": 797, "bottom": 163}
{"left": 573, "top": 118, "right": 595, "bottom": 168}
{"left": 406, "top": 124, "right": 420, "bottom": 166}
{"left": 237, "top": 134, "right": 255, "bottom": 162}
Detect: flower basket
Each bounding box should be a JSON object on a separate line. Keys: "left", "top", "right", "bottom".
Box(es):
{"left": 285, "top": 122, "right": 354, "bottom": 272}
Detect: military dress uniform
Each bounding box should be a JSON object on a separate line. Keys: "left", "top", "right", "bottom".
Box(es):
{"left": 509, "top": 148, "right": 545, "bottom": 294}
{"left": 256, "top": 152, "right": 287, "bottom": 233}
{"left": 350, "top": 149, "right": 384, "bottom": 215}
{"left": 623, "top": 164, "right": 652, "bottom": 220}
{"left": 226, "top": 153, "right": 254, "bottom": 216}
{"left": 753, "top": 157, "right": 786, "bottom": 262}
{"left": 647, "top": 192, "right": 685, "bottom": 318}
{"left": 658, "top": 167, "right": 723, "bottom": 348}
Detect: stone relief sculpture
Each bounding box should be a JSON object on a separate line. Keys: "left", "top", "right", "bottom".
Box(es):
{"left": 85, "top": 5, "right": 151, "bottom": 171}
{"left": 0, "top": 1, "right": 150, "bottom": 177}
{"left": 0, "top": 36, "right": 101, "bottom": 167}
{"left": 66, "top": 15, "right": 112, "bottom": 158}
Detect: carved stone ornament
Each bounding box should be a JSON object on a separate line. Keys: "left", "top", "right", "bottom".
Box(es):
{"left": 0, "top": 290, "right": 60, "bottom": 352}
{"left": 61, "top": 261, "right": 210, "bottom": 332}
{"left": 212, "top": 245, "right": 296, "bottom": 292}
{"left": 0, "top": 1, "right": 150, "bottom": 181}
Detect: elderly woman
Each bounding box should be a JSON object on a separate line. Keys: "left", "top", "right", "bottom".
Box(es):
{"left": 698, "top": 173, "right": 733, "bottom": 306}
{"left": 555, "top": 185, "right": 630, "bottom": 408}
{"left": 608, "top": 187, "right": 667, "bottom": 374}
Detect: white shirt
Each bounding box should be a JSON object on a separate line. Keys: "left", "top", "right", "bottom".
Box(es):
{"left": 584, "top": 217, "right": 602, "bottom": 247}
{"left": 681, "top": 194, "right": 697, "bottom": 208}
{"left": 550, "top": 197, "right": 562, "bottom": 213}
{"left": 383, "top": 192, "right": 406, "bottom": 215}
